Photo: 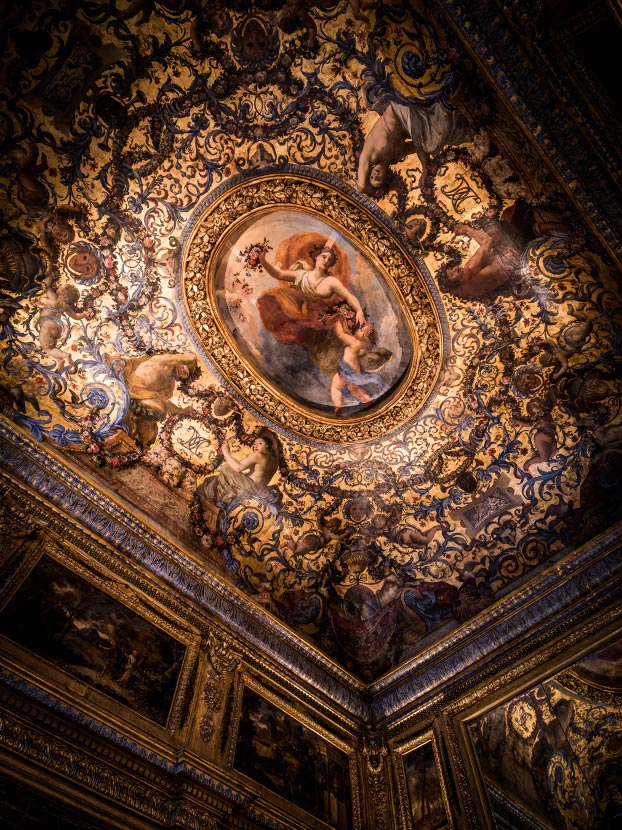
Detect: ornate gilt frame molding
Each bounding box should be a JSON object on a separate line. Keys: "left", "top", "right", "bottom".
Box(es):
{"left": 182, "top": 169, "right": 443, "bottom": 443}
{"left": 370, "top": 523, "right": 622, "bottom": 721}
{"left": 0, "top": 420, "right": 369, "bottom": 719}
{"left": 435, "top": 608, "right": 622, "bottom": 830}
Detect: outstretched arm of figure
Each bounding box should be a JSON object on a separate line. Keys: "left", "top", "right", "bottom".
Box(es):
{"left": 356, "top": 141, "right": 382, "bottom": 195}
{"left": 63, "top": 306, "right": 90, "bottom": 320}
{"left": 454, "top": 225, "right": 496, "bottom": 278}
{"left": 147, "top": 352, "right": 197, "bottom": 371}
{"left": 259, "top": 252, "right": 299, "bottom": 283}
{"left": 41, "top": 273, "right": 60, "bottom": 307}
{"left": 356, "top": 117, "right": 386, "bottom": 194}
{"left": 454, "top": 223, "right": 495, "bottom": 249}
{"left": 161, "top": 399, "right": 195, "bottom": 417}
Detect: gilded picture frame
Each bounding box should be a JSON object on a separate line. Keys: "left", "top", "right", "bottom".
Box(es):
{"left": 182, "top": 170, "right": 443, "bottom": 442}
{"left": 0, "top": 532, "right": 200, "bottom": 734}
{"left": 393, "top": 729, "right": 454, "bottom": 830}
{"left": 444, "top": 621, "right": 622, "bottom": 830}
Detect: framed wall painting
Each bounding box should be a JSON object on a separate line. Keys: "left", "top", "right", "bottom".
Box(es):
{"left": 464, "top": 633, "right": 622, "bottom": 830}
{"left": 393, "top": 731, "right": 453, "bottom": 830}
{"left": 228, "top": 675, "right": 360, "bottom": 830}
{"left": 0, "top": 533, "right": 200, "bottom": 732}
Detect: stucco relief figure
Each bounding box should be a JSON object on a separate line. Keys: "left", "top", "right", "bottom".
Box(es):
{"left": 120, "top": 351, "right": 198, "bottom": 449}
{"left": 395, "top": 522, "right": 442, "bottom": 548}
{"left": 357, "top": 100, "right": 471, "bottom": 194}
{"left": 196, "top": 429, "right": 281, "bottom": 517}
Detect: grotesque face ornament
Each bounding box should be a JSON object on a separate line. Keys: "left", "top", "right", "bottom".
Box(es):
{"left": 242, "top": 17, "right": 269, "bottom": 62}
{"left": 229, "top": 15, "right": 280, "bottom": 68}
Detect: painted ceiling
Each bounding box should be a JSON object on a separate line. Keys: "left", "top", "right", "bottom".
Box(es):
{"left": 1, "top": 0, "right": 621, "bottom": 683}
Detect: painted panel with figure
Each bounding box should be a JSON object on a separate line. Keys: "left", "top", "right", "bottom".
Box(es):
{"left": 403, "top": 741, "right": 449, "bottom": 830}
{"left": 232, "top": 684, "right": 354, "bottom": 830}
{"left": 211, "top": 208, "right": 413, "bottom": 418}
{"left": 469, "top": 636, "right": 622, "bottom": 830}
{"left": 0, "top": 554, "right": 187, "bottom": 726}
{"left": 394, "top": 735, "right": 451, "bottom": 830}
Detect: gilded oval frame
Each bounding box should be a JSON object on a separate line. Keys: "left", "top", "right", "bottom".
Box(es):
{"left": 182, "top": 171, "right": 443, "bottom": 443}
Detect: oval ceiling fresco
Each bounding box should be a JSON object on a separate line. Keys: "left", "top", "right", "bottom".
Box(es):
{"left": 182, "top": 172, "right": 444, "bottom": 442}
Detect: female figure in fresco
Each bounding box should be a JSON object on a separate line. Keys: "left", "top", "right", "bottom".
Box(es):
{"left": 255, "top": 232, "right": 360, "bottom": 349}
{"left": 196, "top": 430, "right": 280, "bottom": 509}
{"left": 258, "top": 240, "right": 366, "bottom": 330}
{"left": 255, "top": 231, "right": 392, "bottom": 414}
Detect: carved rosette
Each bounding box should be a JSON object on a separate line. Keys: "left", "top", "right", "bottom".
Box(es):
{"left": 182, "top": 172, "right": 443, "bottom": 443}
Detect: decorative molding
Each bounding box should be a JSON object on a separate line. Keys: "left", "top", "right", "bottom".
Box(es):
{"left": 362, "top": 737, "right": 389, "bottom": 830}
{"left": 3, "top": 420, "right": 621, "bottom": 731}
{"left": 486, "top": 781, "right": 550, "bottom": 830}
{"left": 432, "top": 608, "right": 622, "bottom": 830}
{"left": 371, "top": 525, "right": 622, "bottom": 720}
{"left": 0, "top": 531, "right": 201, "bottom": 735}
{"left": 200, "top": 631, "right": 240, "bottom": 744}
{"left": 438, "top": 0, "right": 622, "bottom": 263}
{"left": 0, "top": 684, "right": 306, "bottom": 830}
{"left": 0, "top": 710, "right": 172, "bottom": 824}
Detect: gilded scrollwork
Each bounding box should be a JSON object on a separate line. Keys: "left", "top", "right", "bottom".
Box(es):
{"left": 0, "top": 486, "right": 47, "bottom": 566}
{"left": 0, "top": 712, "right": 171, "bottom": 822}
{"left": 172, "top": 803, "right": 219, "bottom": 830}
{"left": 362, "top": 736, "right": 389, "bottom": 830}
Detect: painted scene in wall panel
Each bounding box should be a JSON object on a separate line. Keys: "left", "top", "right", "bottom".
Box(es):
{"left": 0, "top": 554, "right": 186, "bottom": 726}
{"left": 233, "top": 685, "right": 353, "bottom": 830}
{"left": 403, "top": 740, "right": 450, "bottom": 830}
{"left": 468, "top": 637, "right": 622, "bottom": 830}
